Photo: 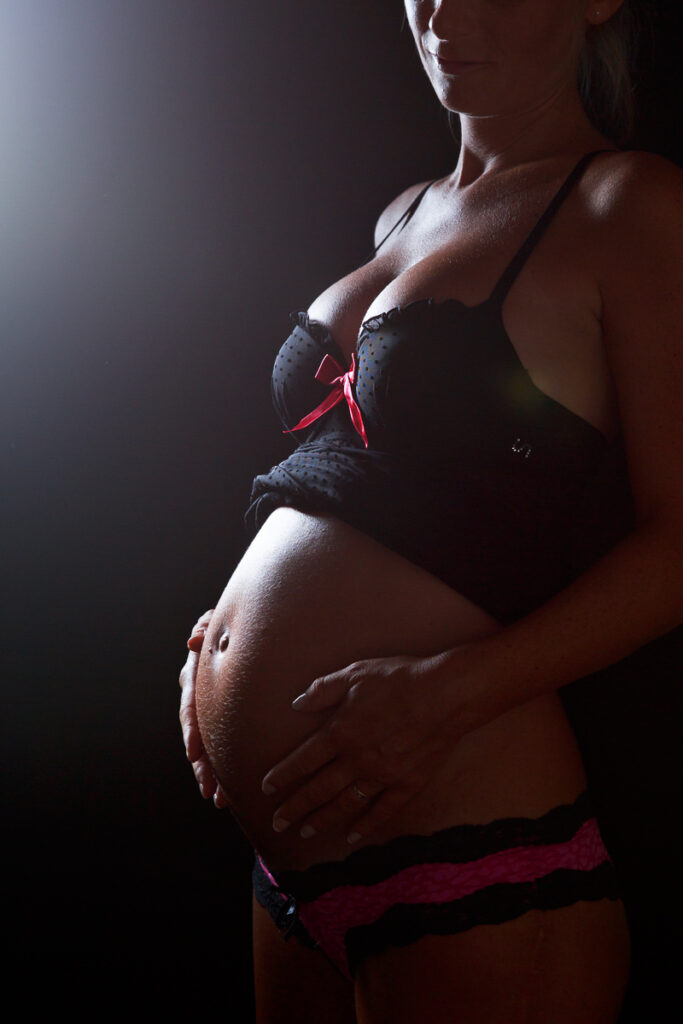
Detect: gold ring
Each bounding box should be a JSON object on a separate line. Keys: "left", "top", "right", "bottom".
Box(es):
{"left": 351, "top": 783, "right": 368, "bottom": 801}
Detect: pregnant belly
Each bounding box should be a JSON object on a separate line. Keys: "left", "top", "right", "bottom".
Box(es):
{"left": 195, "top": 508, "right": 586, "bottom": 871}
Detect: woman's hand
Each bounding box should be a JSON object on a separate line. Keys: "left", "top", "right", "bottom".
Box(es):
{"left": 179, "top": 608, "right": 229, "bottom": 809}
{"left": 261, "top": 650, "right": 477, "bottom": 845}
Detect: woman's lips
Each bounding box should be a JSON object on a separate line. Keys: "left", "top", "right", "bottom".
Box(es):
{"left": 431, "top": 54, "right": 488, "bottom": 75}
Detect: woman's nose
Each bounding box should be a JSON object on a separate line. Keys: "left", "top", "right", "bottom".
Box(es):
{"left": 428, "top": 0, "right": 478, "bottom": 43}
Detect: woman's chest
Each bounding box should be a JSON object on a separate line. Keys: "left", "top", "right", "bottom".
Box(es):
{"left": 304, "top": 209, "right": 620, "bottom": 441}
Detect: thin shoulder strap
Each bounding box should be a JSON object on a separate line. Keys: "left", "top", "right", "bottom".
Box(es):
{"left": 489, "top": 150, "right": 610, "bottom": 305}
{"left": 368, "top": 178, "right": 439, "bottom": 260}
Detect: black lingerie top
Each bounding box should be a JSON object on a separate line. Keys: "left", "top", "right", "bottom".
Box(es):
{"left": 245, "top": 151, "right": 635, "bottom": 625}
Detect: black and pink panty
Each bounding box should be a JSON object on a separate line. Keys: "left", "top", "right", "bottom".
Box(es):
{"left": 252, "top": 790, "right": 620, "bottom": 979}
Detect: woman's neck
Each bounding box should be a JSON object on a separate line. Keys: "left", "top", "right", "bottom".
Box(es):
{"left": 452, "top": 86, "right": 611, "bottom": 188}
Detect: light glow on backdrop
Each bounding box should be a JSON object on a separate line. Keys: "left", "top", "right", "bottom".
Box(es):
{"left": 1, "top": 0, "right": 428, "bottom": 777}
{"left": 0, "top": 3, "right": 269, "bottom": 656}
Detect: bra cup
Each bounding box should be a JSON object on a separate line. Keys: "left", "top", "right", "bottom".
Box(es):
{"left": 272, "top": 322, "right": 342, "bottom": 433}
{"left": 355, "top": 323, "right": 411, "bottom": 446}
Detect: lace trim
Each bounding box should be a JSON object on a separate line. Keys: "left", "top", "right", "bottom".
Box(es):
{"left": 288, "top": 310, "right": 338, "bottom": 351}
{"left": 273, "top": 792, "right": 596, "bottom": 901}
{"left": 358, "top": 297, "right": 435, "bottom": 336}
{"left": 345, "top": 861, "right": 620, "bottom": 977}
{"left": 358, "top": 296, "right": 470, "bottom": 337}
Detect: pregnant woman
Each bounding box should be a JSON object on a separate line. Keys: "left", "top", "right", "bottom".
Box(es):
{"left": 179, "top": 2, "right": 682, "bottom": 1021}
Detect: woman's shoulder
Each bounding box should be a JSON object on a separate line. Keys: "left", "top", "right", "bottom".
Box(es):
{"left": 585, "top": 149, "right": 683, "bottom": 228}
{"left": 578, "top": 149, "right": 683, "bottom": 297}
{"left": 600, "top": 147, "right": 683, "bottom": 183}
{"left": 372, "top": 178, "right": 437, "bottom": 250}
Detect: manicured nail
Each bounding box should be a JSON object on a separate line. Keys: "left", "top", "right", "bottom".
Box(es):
{"left": 273, "top": 817, "right": 290, "bottom": 833}
{"left": 262, "top": 781, "right": 276, "bottom": 795}
{"left": 300, "top": 825, "right": 316, "bottom": 839}
{"left": 347, "top": 832, "right": 361, "bottom": 845}
{"left": 291, "top": 693, "right": 308, "bottom": 709}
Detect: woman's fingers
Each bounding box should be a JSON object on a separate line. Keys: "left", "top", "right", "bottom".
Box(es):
{"left": 178, "top": 608, "right": 228, "bottom": 810}
{"left": 185, "top": 608, "right": 215, "bottom": 654}
{"left": 179, "top": 666, "right": 204, "bottom": 762}
{"left": 342, "top": 741, "right": 450, "bottom": 843}
{"left": 179, "top": 609, "right": 213, "bottom": 760}
{"left": 291, "top": 669, "right": 355, "bottom": 713}
{"left": 262, "top": 728, "right": 338, "bottom": 797}
{"left": 293, "top": 778, "right": 382, "bottom": 839}
{"left": 343, "top": 784, "right": 419, "bottom": 845}
{"left": 191, "top": 752, "right": 218, "bottom": 800}
{"left": 178, "top": 650, "right": 196, "bottom": 691}
{"left": 193, "top": 608, "right": 215, "bottom": 633}
{"left": 269, "top": 759, "right": 359, "bottom": 832}
{"left": 278, "top": 738, "right": 448, "bottom": 841}
{"left": 214, "top": 784, "right": 229, "bottom": 810}
{"left": 268, "top": 742, "right": 414, "bottom": 835}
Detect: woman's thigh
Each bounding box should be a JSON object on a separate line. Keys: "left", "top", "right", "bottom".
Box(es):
{"left": 252, "top": 895, "right": 356, "bottom": 1024}
{"left": 253, "top": 887, "right": 630, "bottom": 1024}
{"left": 354, "top": 899, "right": 631, "bottom": 1024}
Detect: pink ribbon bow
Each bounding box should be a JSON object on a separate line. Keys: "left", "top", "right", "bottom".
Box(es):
{"left": 284, "top": 352, "right": 369, "bottom": 448}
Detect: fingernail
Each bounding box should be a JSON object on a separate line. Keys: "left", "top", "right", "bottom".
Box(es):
{"left": 300, "top": 825, "right": 316, "bottom": 839}
{"left": 262, "top": 781, "right": 276, "bottom": 795}
{"left": 273, "top": 817, "right": 290, "bottom": 833}
{"left": 291, "top": 694, "right": 308, "bottom": 709}
{"left": 347, "top": 832, "right": 361, "bottom": 845}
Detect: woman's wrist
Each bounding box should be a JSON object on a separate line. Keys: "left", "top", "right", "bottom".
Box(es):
{"left": 426, "top": 638, "right": 521, "bottom": 742}
{"left": 429, "top": 522, "right": 683, "bottom": 747}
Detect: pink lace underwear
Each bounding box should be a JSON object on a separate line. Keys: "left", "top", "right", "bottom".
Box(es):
{"left": 253, "top": 792, "right": 619, "bottom": 979}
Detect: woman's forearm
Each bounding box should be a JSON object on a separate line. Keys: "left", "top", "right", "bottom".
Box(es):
{"left": 438, "top": 519, "right": 683, "bottom": 735}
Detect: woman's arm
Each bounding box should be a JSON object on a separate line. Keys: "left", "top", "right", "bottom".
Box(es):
{"left": 261, "top": 152, "right": 683, "bottom": 844}
{"left": 455, "top": 154, "right": 683, "bottom": 696}
{"left": 441, "top": 149, "right": 683, "bottom": 727}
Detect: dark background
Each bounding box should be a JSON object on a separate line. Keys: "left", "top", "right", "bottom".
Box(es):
{"left": 2, "top": 1, "right": 680, "bottom": 1018}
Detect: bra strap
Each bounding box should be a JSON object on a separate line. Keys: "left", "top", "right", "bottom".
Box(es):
{"left": 368, "top": 178, "right": 439, "bottom": 260}
{"left": 489, "top": 149, "right": 612, "bottom": 306}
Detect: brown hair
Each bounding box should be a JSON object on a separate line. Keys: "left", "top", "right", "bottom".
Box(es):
{"left": 578, "top": 0, "right": 643, "bottom": 145}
